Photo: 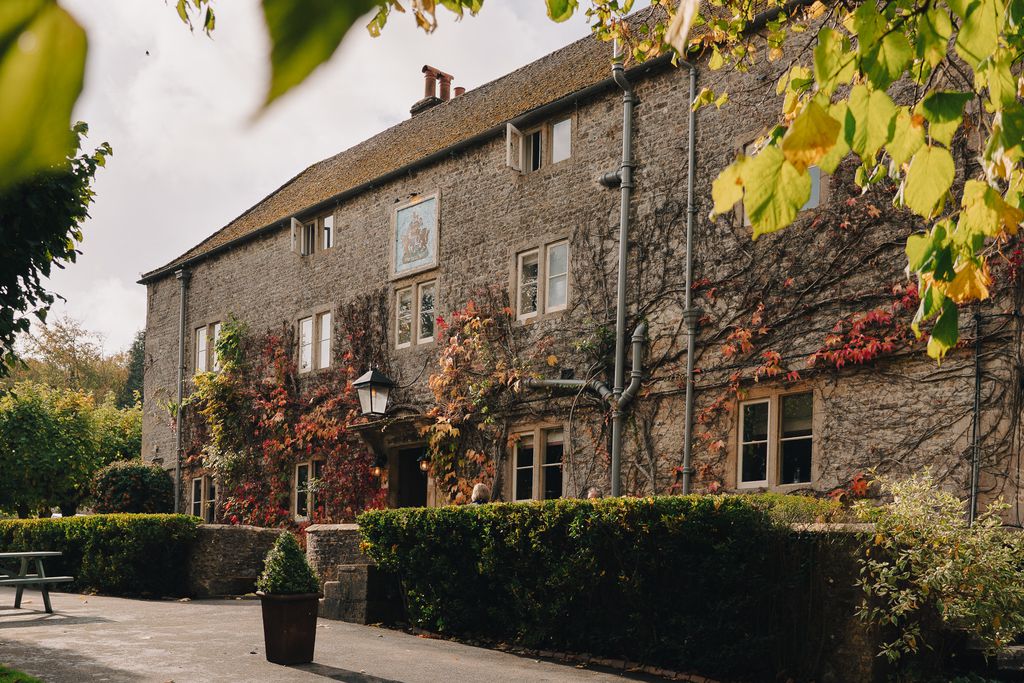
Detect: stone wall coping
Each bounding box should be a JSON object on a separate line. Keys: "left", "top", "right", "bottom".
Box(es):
{"left": 306, "top": 524, "right": 360, "bottom": 532}
{"left": 200, "top": 523, "right": 284, "bottom": 533}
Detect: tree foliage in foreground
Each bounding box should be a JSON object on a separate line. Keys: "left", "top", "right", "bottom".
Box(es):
{"left": 0, "top": 123, "right": 110, "bottom": 374}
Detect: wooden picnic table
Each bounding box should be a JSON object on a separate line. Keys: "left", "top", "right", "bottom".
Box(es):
{"left": 0, "top": 551, "right": 73, "bottom": 613}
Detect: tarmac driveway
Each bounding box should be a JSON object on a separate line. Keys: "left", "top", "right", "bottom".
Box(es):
{"left": 0, "top": 587, "right": 659, "bottom": 683}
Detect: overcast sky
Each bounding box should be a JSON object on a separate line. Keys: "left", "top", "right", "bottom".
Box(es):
{"left": 49, "top": 1, "right": 599, "bottom": 354}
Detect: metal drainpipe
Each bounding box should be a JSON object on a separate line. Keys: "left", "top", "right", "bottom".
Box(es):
{"left": 174, "top": 268, "right": 191, "bottom": 514}
{"left": 969, "top": 310, "right": 982, "bottom": 525}
{"left": 680, "top": 64, "right": 699, "bottom": 494}
{"left": 609, "top": 49, "right": 636, "bottom": 498}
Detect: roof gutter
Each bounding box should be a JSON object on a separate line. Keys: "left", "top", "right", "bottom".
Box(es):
{"left": 137, "top": 55, "right": 674, "bottom": 286}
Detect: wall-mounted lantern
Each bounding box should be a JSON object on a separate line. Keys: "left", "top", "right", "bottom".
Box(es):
{"left": 417, "top": 453, "right": 430, "bottom": 473}
{"left": 353, "top": 368, "right": 396, "bottom": 418}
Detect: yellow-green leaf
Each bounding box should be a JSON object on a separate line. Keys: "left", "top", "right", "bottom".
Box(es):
{"left": 863, "top": 31, "right": 913, "bottom": 90}
{"left": 956, "top": 0, "right": 1003, "bottom": 67}
{"left": 917, "top": 9, "right": 953, "bottom": 68}
{"left": 711, "top": 157, "right": 748, "bottom": 216}
{"left": 904, "top": 146, "right": 955, "bottom": 218}
{"left": 848, "top": 84, "right": 897, "bottom": 162}
{"left": 919, "top": 91, "right": 971, "bottom": 147}
{"left": 742, "top": 146, "right": 811, "bottom": 239}
{"left": 813, "top": 27, "right": 854, "bottom": 96}
{"left": 0, "top": 0, "right": 86, "bottom": 190}
{"left": 262, "top": 0, "right": 379, "bottom": 107}
{"left": 959, "top": 179, "right": 1024, "bottom": 238}
{"left": 818, "top": 101, "right": 852, "bottom": 174}
{"left": 927, "top": 298, "right": 959, "bottom": 361}
{"left": 782, "top": 100, "right": 840, "bottom": 172}
{"left": 545, "top": 0, "right": 579, "bottom": 22}
{"left": 887, "top": 108, "right": 925, "bottom": 166}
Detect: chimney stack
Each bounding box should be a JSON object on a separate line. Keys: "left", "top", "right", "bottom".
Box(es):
{"left": 411, "top": 65, "right": 456, "bottom": 117}
{"left": 454, "top": 86, "right": 466, "bottom": 97}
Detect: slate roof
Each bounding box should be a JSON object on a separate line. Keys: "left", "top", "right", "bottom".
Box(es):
{"left": 140, "top": 7, "right": 672, "bottom": 282}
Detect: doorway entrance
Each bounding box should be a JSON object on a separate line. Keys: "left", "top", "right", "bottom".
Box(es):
{"left": 396, "top": 446, "right": 428, "bottom": 508}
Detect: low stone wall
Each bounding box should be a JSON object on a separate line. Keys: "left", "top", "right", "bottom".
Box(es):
{"left": 304, "top": 523, "right": 368, "bottom": 583}
{"left": 187, "top": 524, "right": 283, "bottom": 598}
{"left": 306, "top": 523, "right": 402, "bottom": 625}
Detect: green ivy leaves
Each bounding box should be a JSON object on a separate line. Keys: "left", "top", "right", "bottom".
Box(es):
{"left": 0, "top": 0, "right": 86, "bottom": 190}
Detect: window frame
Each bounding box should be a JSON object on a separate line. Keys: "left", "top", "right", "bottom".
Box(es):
{"left": 298, "top": 316, "right": 314, "bottom": 374}
{"left": 302, "top": 221, "right": 316, "bottom": 256}
{"left": 194, "top": 326, "right": 208, "bottom": 374}
{"left": 416, "top": 280, "right": 437, "bottom": 345}
{"left": 523, "top": 128, "right": 543, "bottom": 173}
{"left": 191, "top": 475, "right": 216, "bottom": 523}
{"left": 511, "top": 426, "right": 566, "bottom": 501}
{"left": 322, "top": 214, "right": 334, "bottom": 250}
{"left": 394, "top": 279, "right": 438, "bottom": 350}
{"left": 316, "top": 311, "right": 332, "bottom": 370}
{"left": 395, "top": 286, "right": 414, "bottom": 349}
{"left": 293, "top": 459, "right": 324, "bottom": 521}
{"left": 544, "top": 240, "right": 569, "bottom": 314}
{"left": 550, "top": 116, "right": 572, "bottom": 165}
{"left": 735, "top": 389, "right": 816, "bottom": 490}
{"left": 211, "top": 322, "right": 222, "bottom": 372}
{"left": 516, "top": 249, "right": 540, "bottom": 321}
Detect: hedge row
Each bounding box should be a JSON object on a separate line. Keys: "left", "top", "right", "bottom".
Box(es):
{"left": 359, "top": 495, "right": 864, "bottom": 681}
{"left": 0, "top": 514, "right": 199, "bottom": 596}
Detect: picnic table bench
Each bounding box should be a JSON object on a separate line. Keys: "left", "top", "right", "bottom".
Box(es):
{"left": 0, "top": 551, "right": 73, "bottom": 613}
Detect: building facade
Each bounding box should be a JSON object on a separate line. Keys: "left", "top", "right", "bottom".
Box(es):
{"left": 140, "top": 10, "right": 1024, "bottom": 523}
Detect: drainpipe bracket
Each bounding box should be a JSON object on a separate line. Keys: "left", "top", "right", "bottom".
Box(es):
{"left": 682, "top": 307, "right": 704, "bottom": 328}
{"left": 598, "top": 169, "right": 622, "bottom": 188}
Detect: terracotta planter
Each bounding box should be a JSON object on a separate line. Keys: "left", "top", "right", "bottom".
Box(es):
{"left": 257, "top": 591, "right": 321, "bottom": 665}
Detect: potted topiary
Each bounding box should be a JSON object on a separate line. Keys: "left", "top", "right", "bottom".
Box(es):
{"left": 256, "top": 532, "right": 321, "bottom": 665}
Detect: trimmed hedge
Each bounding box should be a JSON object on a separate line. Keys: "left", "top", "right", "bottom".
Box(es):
{"left": 91, "top": 460, "right": 173, "bottom": 513}
{"left": 359, "top": 495, "right": 865, "bottom": 681}
{"left": 0, "top": 514, "right": 199, "bottom": 596}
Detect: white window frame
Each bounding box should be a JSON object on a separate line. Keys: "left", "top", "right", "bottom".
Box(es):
{"left": 512, "top": 427, "right": 565, "bottom": 501}
{"left": 550, "top": 117, "right": 572, "bottom": 164}
{"left": 737, "top": 398, "right": 771, "bottom": 489}
{"left": 316, "top": 311, "right": 332, "bottom": 370}
{"left": 322, "top": 215, "right": 334, "bottom": 250}
{"left": 396, "top": 287, "right": 414, "bottom": 349}
{"left": 191, "top": 477, "right": 204, "bottom": 517}
{"left": 544, "top": 241, "right": 569, "bottom": 313}
{"left": 516, "top": 249, "right": 540, "bottom": 320}
{"left": 302, "top": 221, "right": 316, "bottom": 256}
{"left": 737, "top": 391, "right": 815, "bottom": 489}
{"left": 416, "top": 281, "right": 436, "bottom": 345}
{"left": 396, "top": 281, "right": 438, "bottom": 349}
{"left": 194, "top": 326, "right": 208, "bottom": 374}
{"left": 298, "top": 316, "right": 314, "bottom": 374}
{"left": 524, "top": 128, "right": 543, "bottom": 173}
{"left": 211, "top": 322, "right": 223, "bottom": 372}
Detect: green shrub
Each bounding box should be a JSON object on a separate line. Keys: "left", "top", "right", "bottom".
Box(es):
{"left": 91, "top": 460, "right": 173, "bottom": 513}
{"left": 359, "top": 494, "right": 863, "bottom": 680}
{"left": 0, "top": 665, "right": 43, "bottom": 683}
{"left": 0, "top": 514, "right": 199, "bottom": 596}
{"left": 856, "top": 470, "right": 1024, "bottom": 661}
{"left": 750, "top": 490, "right": 846, "bottom": 524}
{"left": 256, "top": 532, "right": 319, "bottom": 594}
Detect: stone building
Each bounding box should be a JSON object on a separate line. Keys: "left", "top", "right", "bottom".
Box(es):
{"left": 139, "top": 8, "right": 1024, "bottom": 523}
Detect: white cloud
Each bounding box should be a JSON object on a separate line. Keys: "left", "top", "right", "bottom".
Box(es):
{"left": 45, "top": 2, "right": 603, "bottom": 352}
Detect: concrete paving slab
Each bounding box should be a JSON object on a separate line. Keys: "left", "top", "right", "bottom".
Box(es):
{"left": 0, "top": 588, "right": 657, "bottom": 683}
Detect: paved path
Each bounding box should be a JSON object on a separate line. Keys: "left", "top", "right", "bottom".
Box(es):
{"left": 0, "top": 588, "right": 657, "bottom": 683}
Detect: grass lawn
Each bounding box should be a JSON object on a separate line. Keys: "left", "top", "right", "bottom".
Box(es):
{"left": 0, "top": 665, "right": 42, "bottom": 683}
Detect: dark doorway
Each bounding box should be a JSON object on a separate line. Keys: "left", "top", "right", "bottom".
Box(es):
{"left": 396, "top": 447, "right": 428, "bottom": 508}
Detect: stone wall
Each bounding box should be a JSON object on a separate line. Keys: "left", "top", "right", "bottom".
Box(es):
{"left": 141, "top": 17, "right": 1024, "bottom": 514}
{"left": 186, "top": 524, "right": 282, "bottom": 597}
